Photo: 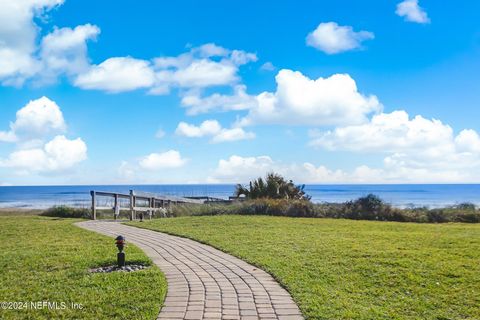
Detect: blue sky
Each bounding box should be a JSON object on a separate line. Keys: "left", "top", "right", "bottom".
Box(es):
{"left": 1, "top": 0, "right": 480, "bottom": 185}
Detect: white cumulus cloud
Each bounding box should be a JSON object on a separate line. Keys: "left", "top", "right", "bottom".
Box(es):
{"left": 0, "top": 0, "right": 64, "bottom": 85}
{"left": 310, "top": 110, "right": 453, "bottom": 153}
{"left": 0, "top": 4, "right": 256, "bottom": 95}
{"left": 74, "top": 57, "right": 155, "bottom": 92}
{"left": 175, "top": 120, "right": 222, "bottom": 138}
{"left": 69, "top": 43, "right": 256, "bottom": 94}
{"left": 0, "top": 1, "right": 98, "bottom": 86}
{"left": 310, "top": 110, "right": 480, "bottom": 182}
{"left": 0, "top": 96, "right": 66, "bottom": 142}
{"left": 210, "top": 128, "right": 255, "bottom": 143}
{"left": 212, "top": 155, "right": 275, "bottom": 182}
{"left": 0, "top": 135, "right": 87, "bottom": 173}
{"left": 150, "top": 44, "right": 257, "bottom": 95}
{"left": 40, "top": 24, "right": 100, "bottom": 83}
{"left": 181, "top": 85, "right": 256, "bottom": 115}
{"left": 0, "top": 131, "right": 16, "bottom": 143}
{"left": 175, "top": 120, "right": 255, "bottom": 143}
{"left": 0, "top": 97, "right": 87, "bottom": 174}
{"left": 239, "top": 69, "right": 381, "bottom": 126}
{"left": 208, "top": 155, "right": 363, "bottom": 184}
{"left": 208, "top": 152, "right": 480, "bottom": 184}
{"left": 306, "top": 22, "right": 374, "bottom": 54}
{"left": 156, "top": 59, "right": 238, "bottom": 89}
{"left": 455, "top": 129, "right": 480, "bottom": 153}
{"left": 139, "top": 150, "right": 187, "bottom": 170}
{"left": 396, "top": 0, "right": 430, "bottom": 24}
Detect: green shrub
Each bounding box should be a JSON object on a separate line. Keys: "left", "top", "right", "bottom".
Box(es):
{"left": 168, "top": 203, "right": 243, "bottom": 217}
{"left": 163, "top": 195, "right": 480, "bottom": 224}
{"left": 315, "top": 197, "right": 480, "bottom": 223}
{"left": 319, "top": 200, "right": 480, "bottom": 224}
{"left": 454, "top": 202, "right": 476, "bottom": 211}
{"left": 41, "top": 206, "right": 91, "bottom": 218}
{"left": 235, "top": 172, "right": 310, "bottom": 200}
{"left": 343, "top": 194, "right": 392, "bottom": 221}
{"left": 245, "top": 199, "right": 315, "bottom": 217}
{"left": 455, "top": 212, "right": 480, "bottom": 223}
{"left": 168, "top": 199, "right": 315, "bottom": 218}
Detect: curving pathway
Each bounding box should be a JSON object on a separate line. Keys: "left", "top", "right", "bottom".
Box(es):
{"left": 76, "top": 221, "right": 303, "bottom": 320}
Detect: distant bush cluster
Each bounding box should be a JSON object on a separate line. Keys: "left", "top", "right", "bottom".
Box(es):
{"left": 41, "top": 206, "right": 91, "bottom": 219}
{"left": 168, "top": 194, "right": 480, "bottom": 223}
{"left": 42, "top": 198, "right": 480, "bottom": 223}
{"left": 170, "top": 199, "right": 316, "bottom": 218}
{"left": 42, "top": 173, "right": 480, "bottom": 224}
{"left": 314, "top": 194, "right": 480, "bottom": 223}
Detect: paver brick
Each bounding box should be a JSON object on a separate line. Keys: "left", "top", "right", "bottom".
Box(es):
{"left": 77, "top": 221, "right": 304, "bottom": 320}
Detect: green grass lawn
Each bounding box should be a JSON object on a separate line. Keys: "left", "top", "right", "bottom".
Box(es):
{"left": 0, "top": 215, "right": 166, "bottom": 320}
{"left": 130, "top": 216, "right": 480, "bottom": 320}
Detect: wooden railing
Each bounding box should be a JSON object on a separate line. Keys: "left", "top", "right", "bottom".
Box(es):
{"left": 90, "top": 189, "right": 204, "bottom": 220}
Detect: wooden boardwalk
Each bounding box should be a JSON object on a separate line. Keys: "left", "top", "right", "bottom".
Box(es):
{"left": 90, "top": 190, "right": 226, "bottom": 220}
{"left": 77, "top": 221, "right": 303, "bottom": 320}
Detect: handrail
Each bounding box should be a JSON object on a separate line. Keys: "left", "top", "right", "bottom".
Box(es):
{"left": 90, "top": 189, "right": 209, "bottom": 220}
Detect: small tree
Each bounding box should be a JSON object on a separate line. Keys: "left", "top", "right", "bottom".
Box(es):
{"left": 234, "top": 173, "right": 311, "bottom": 200}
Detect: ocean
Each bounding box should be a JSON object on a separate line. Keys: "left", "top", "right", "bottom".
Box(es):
{"left": 0, "top": 184, "right": 479, "bottom": 209}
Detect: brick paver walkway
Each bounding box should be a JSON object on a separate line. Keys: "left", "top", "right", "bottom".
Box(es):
{"left": 77, "top": 221, "right": 303, "bottom": 320}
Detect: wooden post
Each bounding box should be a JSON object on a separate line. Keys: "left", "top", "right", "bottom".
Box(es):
{"left": 133, "top": 196, "right": 136, "bottom": 220}
{"left": 149, "top": 197, "right": 153, "bottom": 220}
{"left": 114, "top": 194, "right": 118, "bottom": 220}
{"left": 129, "top": 190, "right": 134, "bottom": 221}
{"left": 90, "top": 191, "right": 96, "bottom": 220}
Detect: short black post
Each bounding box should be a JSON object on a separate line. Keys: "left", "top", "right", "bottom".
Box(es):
{"left": 115, "top": 235, "right": 126, "bottom": 267}
{"left": 117, "top": 252, "right": 125, "bottom": 267}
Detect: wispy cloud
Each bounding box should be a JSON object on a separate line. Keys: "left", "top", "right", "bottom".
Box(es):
{"left": 306, "top": 22, "right": 374, "bottom": 54}
{"left": 396, "top": 0, "right": 430, "bottom": 24}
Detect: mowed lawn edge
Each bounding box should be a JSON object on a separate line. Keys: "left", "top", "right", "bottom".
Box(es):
{"left": 127, "top": 215, "right": 480, "bottom": 320}
{"left": 0, "top": 215, "right": 167, "bottom": 320}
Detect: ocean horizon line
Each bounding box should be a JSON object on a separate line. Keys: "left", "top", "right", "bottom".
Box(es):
{"left": 2, "top": 183, "right": 480, "bottom": 188}
{"left": 1, "top": 184, "right": 480, "bottom": 210}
